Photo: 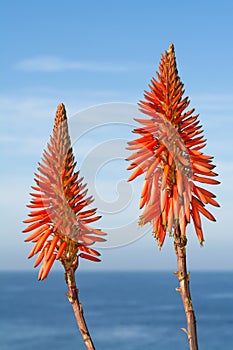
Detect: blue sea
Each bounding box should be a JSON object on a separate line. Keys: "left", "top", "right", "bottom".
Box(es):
{"left": 0, "top": 271, "right": 233, "bottom": 349}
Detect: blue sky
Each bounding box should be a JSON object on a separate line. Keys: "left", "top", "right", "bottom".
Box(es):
{"left": 1, "top": 0, "right": 233, "bottom": 271}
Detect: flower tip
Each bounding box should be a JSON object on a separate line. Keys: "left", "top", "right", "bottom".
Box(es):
{"left": 199, "top": 239, "right": 204, "bottom": 246}
{"left": 138, "top": 216, "right": 145, "bottom": 227}
{"left": 55, "top": 103, "right": 67, "bottom": 127}
{"left": 57, "top": 102, "right": 66, "bottom": 112}
{"left": 158, "top": 242, "right": 163, "bottom": 250}
{"left": 27, "top": 251, "right": 35, "bottom": 259}
{"left": 167, "top": 43, "right": 175, "bottom": 53}
{"left": 38, "top": 274, "right": 46, "bottom": 281}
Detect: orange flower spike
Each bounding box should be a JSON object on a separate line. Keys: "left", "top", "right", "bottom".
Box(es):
{"left": 79, "top": 253, "right": 101, "bottom": 262}
{"left": 127, "top": 43, "right": 219, "bottom": 247}
{"left": 173, "top": 184, "right": 179, "bottom": 221}
{"left": 176, "top": 169, "right": 183, "bottom": 198}
{"left": 193, "top": 185, "right": 208, "bottom": 204}
{"left": 127, "top": 44, "right": 220, "bottom": 349}
{"left": 150, "top": 171, "right": 160, "bottom": 206}
{"left": 158, "top": 225, "right": 166, "bottom": 248}
{"left": 23, "top": 221, "right": 45, "bottom": 233}
{"left": 77, "top": 208, "right": 97, "bottom": 219}
{"left": 167, "top": 198, "right": 174, "bottom": 233}
{"left": 183, "top": 191, "right": 191, "bottom": 223}
{"left": 161, "top": 164, "right": 170, "bottom": 190}
{"left": 179, "top": 205, "right": 186, "bottom": 237}
{"left": 127, "top": 165, "right": 144, "bottom": 182}
{"left": 80, "top": 246, "right": 101, "bottom": 257}
{"left": 41, "top": 254, "right": 57, "bottom": 280}
{"left": 205, "top": 196, "right": 220, "bottom": 207}
{"left": 38, "top": 265, "right": 44, "bottom": 281}
{"left": 145, "top": 157, "right": 160, "bottom": 179}
{"left": 193, "top": 175, "right": 220, "bottom": 185}
{"left": 45, "top": 236, "right": 60, "bottom": 261}
{"left": 141, "top": 178, "right": 149, "bottom": 199}
{"left": 160, "top": 188, "right": 168, "bottom": 212}
{"left": 81, "top": 216, "right": 102, "bottom": 224}
{"left": 23, "top": 103, "right": 104, "bottom": 280}
{"left": 34, "top": 249, "right": 45, "bottom": 268}
{"left": 140, "top": 190, "right": 148, "bottom": 209}
{"left": 56, "top": 241, "right": 67, "bottom": 260}
{"left": 24, "top": 224, "right": 50, "bottom": 242}
{"left": 195, "top": 226, "right": 204, "bottom": 245}
{"left": 153, "top": 216, "right": 161, "bottom": 238}
{"left": 33, "top": 229, "right": 53, "bottom": 255}
{"left": 161, "top": 199, "right": 168, "bottom": 226}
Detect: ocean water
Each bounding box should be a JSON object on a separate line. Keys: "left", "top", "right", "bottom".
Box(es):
{"left": 0, "top": 271, "right": 233, "bottom": 349}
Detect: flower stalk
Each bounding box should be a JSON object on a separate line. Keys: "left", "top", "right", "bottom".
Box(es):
{"left": 174, "top": 232, "right": 198, "bottom": 350}
{"left": 23, "top": 103, "right": 105, "bottom": 349}
{"left": 127, "top": 43, "right": 219, "bottom": 349}
{"left": 64, "top": 257, "right": 96, "bottom": 350}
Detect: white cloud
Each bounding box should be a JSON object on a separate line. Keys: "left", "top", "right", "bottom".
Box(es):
{"left": 15, "top": 56, "right": 128, "bottom": 73}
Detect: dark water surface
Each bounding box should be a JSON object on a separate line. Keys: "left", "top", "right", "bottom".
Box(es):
{"left": 0, "top": 271, "right": 233, "bottom": 349}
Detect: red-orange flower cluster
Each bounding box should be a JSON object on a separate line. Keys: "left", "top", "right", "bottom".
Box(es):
{"left": 23, "top": 103, "right": 106, "bottom": 279}
{"left": 127, "top": 44, "right": 219, "bottom": 247}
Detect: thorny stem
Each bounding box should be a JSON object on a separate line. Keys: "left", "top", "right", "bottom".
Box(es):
{"left": 174, "top": 231, "right": 199, "bottom": 350}
{"left": 64, "top": 258, "right": 95, "bottom": 350}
